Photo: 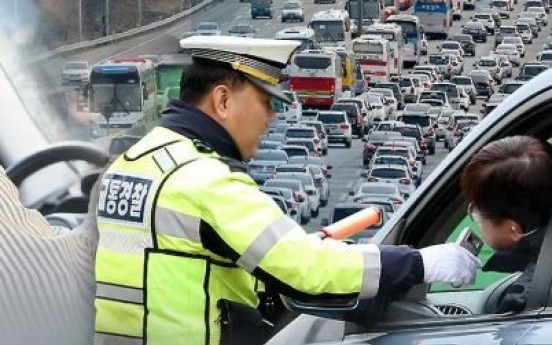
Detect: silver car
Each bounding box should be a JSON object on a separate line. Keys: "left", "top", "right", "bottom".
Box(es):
{"left": 273, "top": 172, "right": 320, "bottom": 217}
{"left": 247, "top": 149, "right": 289, "bottom": 184}
{"left": 366, "top": 164, "right": 417, "bottom": 199}
{"left": 274, "top": 164, "right": 331, "bottom": 206}
{"left": 61, "top": 61, "right": 89, "bottom": 85}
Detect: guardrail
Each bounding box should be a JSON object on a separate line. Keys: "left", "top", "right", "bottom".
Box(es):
{"left": 26, "top": 0, "right": 216, "bottom": 67}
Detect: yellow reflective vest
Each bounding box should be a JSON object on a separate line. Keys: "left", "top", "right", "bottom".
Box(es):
{"left": 94, "top": 126, "right": 382, "bottom": 345}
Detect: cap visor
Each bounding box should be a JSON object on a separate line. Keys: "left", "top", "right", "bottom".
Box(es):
{"left": 244, "top": 75, "right": 291, "bottom": 104}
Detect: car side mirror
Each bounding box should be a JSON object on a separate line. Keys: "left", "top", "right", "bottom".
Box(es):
{"left": 321, "top": 218, "right": 329, "bottom": 227}
{"left": 306, "top": 189, "right": 315, "bottom": 196}
{"left": 415, "top": 156, "right": 422, "bottom": 161}
{"left": 349, "top": 190, "right": 355, "bottom": 196}
{"left": 361, "top": 137, "right": 368, "bottom": 142}
{"left": 480, "top": 109, "right": 485, "bottom": 114}
{"left": 433, "top": 124, "right": 439, "bottom": 129}
{"left": 327, "top": 173, "right": 332, "bottom": 178}
{"left": 360, "top": 171, "right": 369, "bottom": 178}
{"left": 327, "top": 165, "right": 333, "bottom": 170}
{"left": 290, "top": 209, "right": 298, "bottom": 216}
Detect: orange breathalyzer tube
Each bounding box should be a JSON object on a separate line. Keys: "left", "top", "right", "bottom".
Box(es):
{"left": 318, "top": 207, "right": 382, "bottom": 240}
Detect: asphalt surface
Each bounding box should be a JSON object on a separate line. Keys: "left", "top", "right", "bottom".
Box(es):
{"left": 19, "top": 0, "right": 552, "bottom": 232}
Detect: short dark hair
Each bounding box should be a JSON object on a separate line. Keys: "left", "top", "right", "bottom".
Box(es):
{"left": 461, "top": 136, "right": 552, "bottom": 232}
{"left": 179, "top": 57, "right": 248, "bottom": 104}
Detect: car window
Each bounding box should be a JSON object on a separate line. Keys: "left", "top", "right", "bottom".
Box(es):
{"left": 254, "top": 150, "right": 288, "bottom": 161}
{"left": 370, "top": 168, "right": 407, "bottom": 179}
{"left": 318, "top": 114, "right": 345, "bottom": 124}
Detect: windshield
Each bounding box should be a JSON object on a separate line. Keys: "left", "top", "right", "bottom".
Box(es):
{"left": 284, "top": 2, "right": 301, "bottom": 8}
{"left": 254, "top": 151, "right": 288, "bottom": 161}
{"left": 478, "top": 59, "right": 497, "bottom": 67}
{"left": 442, "top": 42, "right": 459, "bottom": 50}
{"left": 359, "top": 184, "right": 396, "bottom": 194}
{"left": 286, "top": 129, "right": 315, "bottom": 138}
{"left": 353, "top": 42, "right": 384, "bottom": 54}
{"left": 198, "top": 23, "right": 218, "bottom": 30}
{"left": 431, "top": 84, "right": 459, "bottom": 98}
{"left": 371, "top": 168, "right": 407, "bottom": 179}
{"left": 399, "top": 116, "right": 431, "bottom": 127}
{"left": 319, "top": 114, "right": 345, "bottom": 124}
{"left": 374, "top": 156, "right": 406, "bottom": 165}
{"left": 524, "top": 65, "right": 548, "bottom": 76}
{"left": 231, "top": 25, "right": 252, "bottom": 33}
{"left": 429, "top": 55, "right": 449, "bottom": 65}
{"left": 294, "top": 56, "right": 332, "bottom": 69}
{"left": 541, "top": 53, "right": 552, "bottom": 60}
{"left": 452, "top": 77, "right": 472, "bottom": 85}
{"left": 502, "top": 83, "right": 522, "bottom": 94}
{"left": 310, "top": 21, "right": 345, "bottom": 43}
{"left": 65, "top": 62, "right": 88, "bottom": 70}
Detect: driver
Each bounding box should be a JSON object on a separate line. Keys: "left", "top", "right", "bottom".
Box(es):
{"left": 0, "top": 166, "right": 98, "bottom": 345}
{"left": 461, "top": 135, "right": 552, "bottom": 313}
{"left": 93, "top": 36, "right": 480, "bottom": 345}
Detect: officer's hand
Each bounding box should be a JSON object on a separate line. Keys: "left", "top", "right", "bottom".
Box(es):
{"left": 419, "top": 243, "right": 482, "bottom": 287}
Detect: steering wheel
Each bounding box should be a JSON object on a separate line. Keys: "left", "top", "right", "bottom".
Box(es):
{"left": 6, "top": 141, "right": 109, "bottom": 188}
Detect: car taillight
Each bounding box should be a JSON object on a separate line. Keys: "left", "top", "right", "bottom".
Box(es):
{"left": 423, "top": 82, "right": 429, "bottom": 88}
{"left": 315, "top": 177, "right": 324, "bottom": 187}
{"left": 289, "top": 103, "right": 297, "bottom": 109}
{"left": 294, "top": 193, "right": 305, "bottom": 202}
{"left": 443, "top": 19, "right": 447, "bottom": 28}
{"left": 367, "top": 177, "right": 379, "bottom": 182}
{"left": 411, "top": 87, "right": 415, "bottom": 94}
{"left": 471, "top": 40, "right": 475, "bottom": 45}
{"left": 409, "top": 160, "right": 416, "bottom": 166}
{"left": 399, "top": 178, "right": 412, "bottom": 185}
{"left": 340, "top": 123, "right": 349, "bottom": 129}
{"left": 313, "top": 138, "right": 320, "bottom": 144}
{"left": 455, "top": 129, "right": 463, "bottom": 136}
{"left": 420, "top": 139, "right": 428, "bottom": 148}
{"left": 391, "top": 198, "right": 403, "bottom": 204}
{"left": 286, "top": 200, "right": 296, "bottom": 209}
{"left": 365, "top": 143, "right": 377, "bottom": 152}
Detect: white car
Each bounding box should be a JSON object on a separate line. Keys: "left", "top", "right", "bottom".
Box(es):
{"left": 440, "top": 41, "right": 465, "bottom": 56}
{"left": 281, "top": 0, "right": 304, "bottom": 22}
{"left": 515, "top": 22, "right": 534, "bottom": 43}
{"left": 472, "top": 13, "right": 497, "bottom": 34}
{"left": 518, "top": 11, "right": 543, "bottom": 28}
{"left": 495, "top": 44, "right": 521, "bottom": 66}
{"left": 195, "top": 22, "right": 221, "bottom": 36}
{"left": 368, "top": 88, "right": 398, "bottom": 114}
{"left": 501, "top": 36, "right": 526, "bottom": 57}
{"left": 528, "top": 6, "right": 549, "bottom": 25}
{"left": 282, "top": 90, "right": 303, "bottom": 122}
{"left": 489, "top": 53, "right": 513, "bottom": 77}
{"left": 474, "top": 55, "right": 503, "bottom": 82}
{"left": 61, "top": 61, "right": 89, "bottom": 85}
{"left": 536, "top": 49, "right": 552, "bottom": 67}
{"left": 228, "top": 23, "right": 257, "bottom": 37}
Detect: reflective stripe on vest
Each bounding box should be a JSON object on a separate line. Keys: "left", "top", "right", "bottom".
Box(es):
{"left": 237, "top": 216, "right": 296, "bottom": 272}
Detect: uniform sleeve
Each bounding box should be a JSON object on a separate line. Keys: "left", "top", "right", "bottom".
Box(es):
{"left": 187, "top": 162, "right": 423, "bottom": 300}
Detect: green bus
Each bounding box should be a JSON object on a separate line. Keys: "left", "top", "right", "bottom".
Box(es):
{"left": 154, "top": 54, "right": 192, "bottom": 116}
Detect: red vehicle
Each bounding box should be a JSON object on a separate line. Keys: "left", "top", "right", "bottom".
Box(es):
{"left": 289, "top": 51, "right": 342, "bottom": 108}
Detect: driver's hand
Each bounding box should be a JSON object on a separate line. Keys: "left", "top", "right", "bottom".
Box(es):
{"left": 419, "top": 243, "right": 482, "bottom": 287}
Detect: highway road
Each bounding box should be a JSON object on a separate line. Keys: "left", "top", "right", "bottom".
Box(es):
{"left": 14, "top": 0, "right": 551, "bottom": 232}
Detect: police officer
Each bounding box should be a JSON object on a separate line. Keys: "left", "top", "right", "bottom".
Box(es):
{"left": 94, "top": 36, "right": 480, "bottom": 345}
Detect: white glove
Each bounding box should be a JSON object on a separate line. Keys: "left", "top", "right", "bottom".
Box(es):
{"left": 419, "top": 243, "right": 482, "bottom": 287}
